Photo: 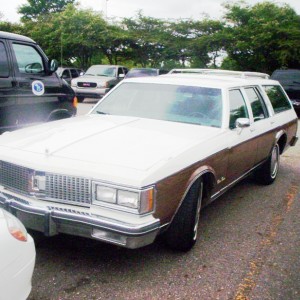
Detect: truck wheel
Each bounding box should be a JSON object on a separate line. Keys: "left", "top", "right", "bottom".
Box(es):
{"left": 255, "top": 143, "right": 280, "bottom": 185}
{"left": 165, "top": 179, "right": 203, "bottom": 251}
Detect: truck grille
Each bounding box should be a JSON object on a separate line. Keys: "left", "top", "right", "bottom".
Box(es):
{"left": 77, "top": 82, "right": 97, "bottom": 88}
{"left": 0, "top": 161, "right": 91, "bottom": 206}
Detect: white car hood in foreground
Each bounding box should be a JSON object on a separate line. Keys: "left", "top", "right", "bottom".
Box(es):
{"left": 0, "top": 115, "right": 223, "bottom": 185}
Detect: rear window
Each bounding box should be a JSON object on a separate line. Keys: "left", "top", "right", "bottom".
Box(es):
{"left": 263, "top": 85, "right": 292, "bottom": 113}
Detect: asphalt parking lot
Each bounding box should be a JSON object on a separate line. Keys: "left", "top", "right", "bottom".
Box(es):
{"left": 27, "top": 108, "right": 300, "bottom": 300}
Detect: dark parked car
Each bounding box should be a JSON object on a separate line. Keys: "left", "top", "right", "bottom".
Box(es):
{"left": 125, "top": 68, "right": 159, "bottom": 78}
{"left": 271, "top": 69, "right": 300, "bottom": 117}
{"left": 56, "top": 67, "right": 83, "bottom": 85}
{"left": 0, "top": 31, "right": 77, "bottom": 134}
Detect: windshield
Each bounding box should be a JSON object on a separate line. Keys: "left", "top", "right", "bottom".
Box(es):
{"left": 91, "top": 83, "right": 223, "bottom": 127}
{"left": 85, "top": 66, "right": 116, "bottom": 77}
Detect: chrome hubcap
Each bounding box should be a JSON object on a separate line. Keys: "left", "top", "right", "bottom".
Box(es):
{"left": 270, "top": 144, "right": 279, "bottom": 178}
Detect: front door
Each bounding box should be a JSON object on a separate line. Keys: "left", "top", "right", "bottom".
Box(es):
{"left": 9, "top": 41, "right": 62, "bottom": 126}
{"left": 225, "top": 89, "right": 258, "bottom": 183}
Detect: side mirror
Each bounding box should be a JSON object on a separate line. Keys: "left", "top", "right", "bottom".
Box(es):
{"left": 235, "top": 118, "right": 250, "bottom": 128}
{"left": 118, "top": 73, "right": 125, "bottom": 79}
{"left": 48, "top": 59, "right": 58, "bottom": 73}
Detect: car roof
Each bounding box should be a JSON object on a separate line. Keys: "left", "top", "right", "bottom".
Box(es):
{"left": 0, "top": 31, "right": 35, "bottom": 43}
{"left": 124, "top": 73, "right": 279, "bottom": 89}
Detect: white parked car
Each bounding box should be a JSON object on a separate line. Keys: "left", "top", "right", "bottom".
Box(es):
{"left": 71, "top": 65, "right": 128, "bottom": 102}
{"left": 0, "top": 70, "right": 298, "bottom": 251}
{"left": 0, "top": 208, "right": 35, "bottom": 300}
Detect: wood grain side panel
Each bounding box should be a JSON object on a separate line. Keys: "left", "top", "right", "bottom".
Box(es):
{"left": 153, "top": 149, "right": 229, "bottom": 224}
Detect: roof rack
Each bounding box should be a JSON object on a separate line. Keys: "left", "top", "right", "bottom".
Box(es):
{"left": 168, "top": 68, "right": 270, "bottom": 79}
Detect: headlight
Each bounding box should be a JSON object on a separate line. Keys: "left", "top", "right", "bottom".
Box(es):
{"left": 117, "top": 190, "right": 139, "bottom": 209}
{"left": 92, "top": 183, "right": 154, "bottom": 214}
{"left": 98, "top": 82, "right": 109, "bottom": 88}
{"left": 96, "top": 186, "right": 117, "bottom": 203}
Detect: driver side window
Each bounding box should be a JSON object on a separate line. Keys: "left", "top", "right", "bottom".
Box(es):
{"left": 12, "top": 43, "right": 44, "bottom": 74}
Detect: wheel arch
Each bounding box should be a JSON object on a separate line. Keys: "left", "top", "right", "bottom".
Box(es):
{"left": 168, "top": 167, "right": 217, "bottom": 226}
{"left": 275, "top": 130, "right": 287, "bottom": 154}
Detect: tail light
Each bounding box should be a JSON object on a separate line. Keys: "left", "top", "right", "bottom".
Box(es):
{"left": 3, "top": 209, "right": 28, "bottom": 242}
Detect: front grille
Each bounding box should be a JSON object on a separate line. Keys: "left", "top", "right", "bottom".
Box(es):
{"left": 45, "top": 174, "right": 91, "bottom": 205}
{"left": 0, "top": 161, "right": 32, "bottom": 193}
{"left": 0, "top": 161, "right": 91, "bottom": 206}
{"left": 77, "top": 82, "right": 97, "bottom": 88}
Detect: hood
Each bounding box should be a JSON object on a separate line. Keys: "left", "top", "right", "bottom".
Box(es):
{"left": 0, "top": 115, "right": 221, "bottom": 172}
{"left": 74, "top": 75, "right": 115, "bottom": 84}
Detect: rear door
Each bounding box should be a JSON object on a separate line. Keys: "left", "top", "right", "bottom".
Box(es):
{"left": 9, "top": 40, "right": 62, "bottom": 125}
{"left": 0, "top": 39, "right": 17, "bottom": 131}
{"left": 243, "top": 86, "right": 274, "bottom": 164}
{"left": 225, "top": 89, "right": 258, "bottom": 183}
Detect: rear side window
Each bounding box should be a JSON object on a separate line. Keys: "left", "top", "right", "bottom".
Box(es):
{"left": 263, "top": 85, "right": 291, "bottom": 113}
{"left": 0, "top": 42, "right": 9, "bottom": 78}
{"left": 229, "top": 89, "right": 249, "bottom": 129}
{"left": 12, "top": 43, "right": 44, "bottom": 74}
{"left": 244, "top": 87, "right": 268, "bottom": 121}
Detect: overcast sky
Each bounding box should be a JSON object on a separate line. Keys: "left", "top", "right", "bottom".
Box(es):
{"left": 1, "top": 0, "right": 300, "bottom": 22}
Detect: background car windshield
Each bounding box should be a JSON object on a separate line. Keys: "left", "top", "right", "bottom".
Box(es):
{"left": 126, "top": 69, "right": 158, "bottom": 78}
{"left": 91, "top": 83, "right": 222, "bottom": 127}
{"left": 85, "top": 66, "right": 116, "bottom": 77}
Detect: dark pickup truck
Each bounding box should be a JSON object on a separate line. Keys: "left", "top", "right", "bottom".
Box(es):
{"left": 0, "top": 31, "right": 77, "bottom": 134}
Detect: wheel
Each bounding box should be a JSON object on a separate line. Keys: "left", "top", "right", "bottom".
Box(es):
{"left": 165, "top": 179, "right": 203, "bottom": 251}
{"left": 255, "top": 143, "right": 280, "bottom": 185}
{"left": 77, "top": 96, "right": 85, "bottom": 103}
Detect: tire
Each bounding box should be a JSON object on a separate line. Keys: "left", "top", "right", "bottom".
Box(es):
{"left": 77, "top": 96, "right": 85, "bottom": 103}
{"left": 165, "top": 179, "right": 203, "bottom": 251}
{"left": 255, "top": 143, "right": 280, "bottom": 185}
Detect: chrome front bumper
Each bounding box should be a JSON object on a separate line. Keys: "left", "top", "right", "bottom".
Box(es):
{"left": 72, "top": 86, "right": 110, "bottom": 98}
{"left": 0, "top": 191, "right": 161, "bottom": 249}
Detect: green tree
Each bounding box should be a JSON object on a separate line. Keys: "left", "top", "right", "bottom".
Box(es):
{"left": 19, "top": 0, "right": 75, "bottom": 21}
{"left": 222, "top": 1, "right": 300, "bottom": 73}
{"left": 22, "top": 5, "right": 108, "bottom": 69}
{"left": 122, "top": 13, "right": 168, "bottom": 67}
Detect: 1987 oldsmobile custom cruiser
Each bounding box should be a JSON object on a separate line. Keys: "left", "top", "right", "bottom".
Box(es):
{"left": 0, "top": 70, "right": 298, "bottom": 251}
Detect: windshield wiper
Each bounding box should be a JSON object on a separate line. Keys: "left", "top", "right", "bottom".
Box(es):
{"left": 85, "top": 73, "right": 94, "bottom": 76}
{"left": 96, "top": 111, "right": 110, "bottom": 115}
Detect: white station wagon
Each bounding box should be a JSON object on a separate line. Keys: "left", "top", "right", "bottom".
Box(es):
{"left": 0, "top": 70, "right": 298, "bottom": 251}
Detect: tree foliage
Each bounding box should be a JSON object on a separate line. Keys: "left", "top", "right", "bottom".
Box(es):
{"left": 19, "top": 0, "right": 75, "bottom": 21}
{"left": 222, "top": 1, "right": 300, "bottom": 72}
{"left": 0, "top": 1, "right": 298, "bottom": 73}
